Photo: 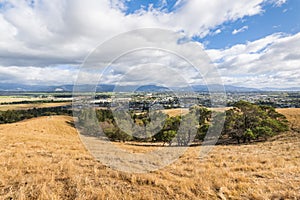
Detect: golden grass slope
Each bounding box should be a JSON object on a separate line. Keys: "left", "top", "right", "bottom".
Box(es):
{"left": 161, "top": 108, "right": 189, "bottom": 117}
{"left": 0, "top": 110, "right": 299, "bottom": 199}
{"left": 161, "top": 107, "right": 231, "bottom": 117}
{"left": 277, "top": 108, "right": 300, "bottom": 132}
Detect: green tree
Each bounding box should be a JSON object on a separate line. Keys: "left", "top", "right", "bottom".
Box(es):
{"left": 153, "top": 116, "right": 180, "bottom": 144}
{"left": 196, "top": 124, "right": 209, "bottom": 141}
{"left": 223, "top": 101, "right": 289, "bottom": 143}
{"left": 157, "top": 130, "right": 177, "bottom": 146}
{"left": 190, "top": 105, "right": 212, "bottom": 124}
{"left": 176, "top": 113, "right": 197, "bottom": 146}
{"left": 78, "top": 108, "right": 99, "bottom": 136}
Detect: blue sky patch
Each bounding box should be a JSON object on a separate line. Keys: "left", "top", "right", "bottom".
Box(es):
{"left": 199, "top": 0, "right": 300, "bottom": 49}
{"left": 121, "top": 0, "right": 299, "bottom": 49}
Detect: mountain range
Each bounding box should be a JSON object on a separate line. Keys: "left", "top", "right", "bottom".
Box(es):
{"left": 0, "top": 83, "right": 299, "bottom": 92}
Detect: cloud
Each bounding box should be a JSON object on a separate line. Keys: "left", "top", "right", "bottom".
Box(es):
{"left": 269, "top": 0, "right": 287, "bottom": 7}
{"left": 0, "top": 0, "right": 267, "bottom": 68}
{"left": 206, "top": 32, "right": 300, "bottom": 88}
{"left": 110, "top": 0, "right": 128, "bottom": 12}
{"left": 0, "top": 65, "right": 78, "bottom": 85}
{"left": 210, "top": 29, "right": 222, "bottom": 36}
{"left": 0, "top": 0, "right": 296, "bottom": 88}
{"left": 173, "top": 0, "right": 184, "bottom": 9}
{"left": 232, "top": 26, "right": 248, "bottom": 35}
{"left": 75, "top": 30, "right": 214, "bottom": 87}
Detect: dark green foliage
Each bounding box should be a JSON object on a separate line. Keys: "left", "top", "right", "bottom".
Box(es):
{"left": 78, "top": 108, "right": 99, "bottom": 136}
{"left": 103, "top": 126, "right": 132, "bottom": 142}
{"left": 153, "top": 116, "right": 180, "bottom": 145}
{"left": 0, "top": 106, "right": 71, "bottom": 124}
{"left": 156, "top": 130, "right": 177, "bottom": 146}
{"left": 176, "top": 112, "right": 198, "bottom": 146}
{"left": 190, "top": 106, "right": 212, "bottom": 142}
{"left": 96, "top": 109, "right": 114, "bottom": 122}
{"left": 253, "top": 126, "right": 273, "bottom": 139}
{"left": 75, "top": 102, "right": 290, "bottom": 145}
{"left": 163, "top": 116, "right": 181, "bottom": 131}
{"left": 196, "top": 124, "right": 209, "bottom": 140}
{"left": 244, "top": 128, "right": 255, "bottom": 140}
{"left": 190, "top": 106, "right": 212, "bottom": 124}
{"left": 0, "top": 100, "right": 70, "bottom": 105}
{"left": 222, "top": 101, "right": 289, "bottom": 143}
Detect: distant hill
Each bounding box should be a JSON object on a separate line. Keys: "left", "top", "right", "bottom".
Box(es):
{"left": 0, "top": 84, "right": 75, "bottom": 92}
{"left": 0, "top": 83, "right": 299, "bottom": 92}
{"left": 189, "top": 84, "right": 261, "bottom": 92}
{"left": 261, "top": 87, "right": 300, "bottom": 92}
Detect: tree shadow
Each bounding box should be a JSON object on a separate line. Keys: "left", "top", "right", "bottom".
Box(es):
{"left": 65, "top": 120, "right": 76, "bottom": 128}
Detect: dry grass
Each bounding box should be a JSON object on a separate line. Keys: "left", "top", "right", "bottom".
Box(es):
{"left": 161, "top": 107, "right": 231, "bottom": 117}
{"left": 0, "top": 97, "right": 42, "bottom": 104}
{"left": 209, "top": 107, "right": 232, "bottom": 112}
{"left": 161, "top": 108, "right": 189, "bottom": 117}
{"left": 277, "top": 108, "right": 300, "bottom": 132}
{"left": 0, "top": 110, "right": 299, "bottom": 199}
{"left": 0, "top": 102, "right": 71, "bottom": 111}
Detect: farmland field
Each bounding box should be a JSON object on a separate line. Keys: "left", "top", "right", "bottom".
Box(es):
{"left": 0, "top": 95, "right": 72, "bottom": 111}
{"left": 0, "top": 109, "right": 299, "bottom": 199}
{"left": 0, "top": 102, "right": 71, "bottom": 111}
{"left": 0, "top": 96, "right": 42, "bottom": 104}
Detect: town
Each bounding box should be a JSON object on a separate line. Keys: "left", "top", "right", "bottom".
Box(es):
{"left": 92, "top": 91, "right": 300, "bottom": 110}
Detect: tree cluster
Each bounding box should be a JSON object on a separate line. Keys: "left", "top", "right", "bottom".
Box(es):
{"left": 78, "top": 106, "right": 212, "bottom": 146}
{"left": 0, "top": 106, "right": 71, "bottom": 124}
{"left": 3, "top": 100, "right": 289, "bottom": 146}
{"left": 77, "top": 101, "right": 289, "bottom": 145}
{"left": 0, "top": 100, "right": 71, "bottom": 105}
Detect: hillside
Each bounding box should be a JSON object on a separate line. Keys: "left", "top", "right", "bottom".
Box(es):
{"left": 277, "top": 108, "right": 300, "bottom": 133}
{"left": 0, "top": 110, "right": 299, "bottom": 199}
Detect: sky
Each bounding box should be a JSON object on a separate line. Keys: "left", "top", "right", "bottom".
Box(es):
{"left": 0, "top": 0, "right": 299, "bottom": 89}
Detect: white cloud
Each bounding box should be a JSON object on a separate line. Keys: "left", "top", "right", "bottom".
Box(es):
{"left": 0, "top": 0, "right": 297, "bottom": 88}
{"left": 206, "top": 32, "right": 300, "bottom": 88}
{"left": 232, "top": 26, "right": 248, "bottom": 35}
{"left": 215, "top": 29, "right": 222, "bottom": 34}
{"left": 75, "top": 31, "right": 214, "bottom": 87}
{"left": 110, "top": 0, "right": 128, "bottom": 11}
{"left": 170, "top": 0, "right": 263, "bottom": 37}
{"left": 0, "top": 0, "right": 268, "bottom": 67}
{"left": 0, "top": 65, "right": 78, "bottom": 85}
{"left": 173, "top": 0, "right": 184, "bottom": 9}
{"left": 270, "top": 0, "right": 287, "bottom": 7}
{"left": 210, "top": 29, "right": 222, "bottom": 36}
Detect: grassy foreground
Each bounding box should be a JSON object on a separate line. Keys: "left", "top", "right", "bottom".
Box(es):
{"left": 0, "top": 109, "right": 299, "bottom": 199}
